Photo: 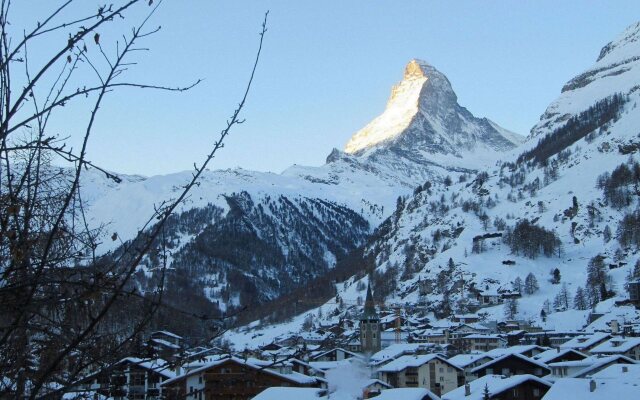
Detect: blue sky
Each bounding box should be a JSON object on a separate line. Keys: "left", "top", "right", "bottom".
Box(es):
{"left": 11, "top": 1, "right": 640, "bottom": 176}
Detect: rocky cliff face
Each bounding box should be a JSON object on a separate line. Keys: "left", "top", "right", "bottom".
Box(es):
{"left": 345, "top": 60, "right": 523, "bottom": 166}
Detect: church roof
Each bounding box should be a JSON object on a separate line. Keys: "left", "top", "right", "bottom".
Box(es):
{"left": 361, "top": 283, "right": 379, "bottom": 320}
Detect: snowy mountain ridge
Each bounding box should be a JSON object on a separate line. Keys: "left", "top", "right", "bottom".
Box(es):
{"left": 83, "top": 58, "right": 519, "bottom": 320}
{"left": 226, "top": 21, "right": 640, "bottom": 347}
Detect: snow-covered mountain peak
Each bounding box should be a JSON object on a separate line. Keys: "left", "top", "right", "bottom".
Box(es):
{"left": 344, "top": 59, "right": 521, "bottom": 168}
{"left": 597, "top": 21, "right": 640, "bottom": 63}
{"left": 531, "top": 21, "right": 640, "bottom": 138}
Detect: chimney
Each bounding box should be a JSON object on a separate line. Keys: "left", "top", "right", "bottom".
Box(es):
{"left": 464, "top": 383, "right": 471, "bottom": 396}
{"left": 589, "top": 380, "right": 596, "bottom": 392}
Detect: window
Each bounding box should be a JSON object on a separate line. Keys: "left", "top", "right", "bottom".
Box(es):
{"left": 131, "top": 373, "right": 145, "bottom": 386}
{"left": 373, "top": 332, "right": 377, "bottom": 339}
{"left": 439, "top": 376, "right": 444, "bottom": 382}
{"left": 198, "top": 375, "right": 203, "bottom": 384}
{"left": 533, "top": 388, "right": 540, "bottom": 397}
{"left": 447, "top": 367, "right": 453, "bottom": 373}
{"left": 439, "top": 368, "right": 444, "bottom": 373}
{"left": 502, "top": 368, "right": 510, "bottom": 375}
{"left": 513, "top": 388, "right": 518, "bottom": 397}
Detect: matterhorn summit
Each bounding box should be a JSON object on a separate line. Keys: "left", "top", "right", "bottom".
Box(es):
{"left": 344, "top": 59, "right": 523, "bottom": 169}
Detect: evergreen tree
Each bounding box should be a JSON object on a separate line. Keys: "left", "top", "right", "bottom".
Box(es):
{"left": 573, "top": 286, "right": 588, "bottom": 310}
{"left": 540, "top": 308, "right": 547, "bottom": 322}
{"left": 483, "top": 383, "right": 490, "bottom": 400}
{"left": 603, "top": 225, "right": 612, "bottom": 243}
{"left": 524, "top": 273, "right": 540, "bottom": 295}
{"left": 513, "top": 277, "right": 523, "bottom": 293}
{"left": 550, "top": 268, "right": 561, "bottom": 284}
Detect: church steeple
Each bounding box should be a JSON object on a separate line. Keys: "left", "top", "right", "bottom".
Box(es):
{"left": 359, "top": 281, "right": 381, "bottom": 353}
{"left": 362, "top": 283, "right": 378, "bottom": 320}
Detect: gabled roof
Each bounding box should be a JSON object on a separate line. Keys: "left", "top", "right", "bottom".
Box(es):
{"left": 447, "top": 353, "right": 493, "bottom": 369}
{"left": 375, "top": 388, "right": 441, "bottom": 400}
{"left": 470, "top": 353, "right": 549, "bottom": 374}
{"left": 590, "top": 337, "right": 640, "bottom": 354}
{"left": 251, "top": 387, "right": 325, "bottom": 400}
{"left": 569, "top": 355, "right": 637, "bottom": 378}
{"left": 485, "top": 345, "right": 548, "bottom": 358}
{"left": 161, "top": 356, "right": 323, "bottom": 387}
{"left": 362, "top": 378, "right": 393, "bottom": 389}
{"left": 311, "top": 347, "right": 362, "bottom": 360}
{"left": 442, "top": 374, "right": 551, "bottom": 400}
{"left": 118, "top": 357, "right": 177, "bottom": 379}
{"left": 559, "top": 332, "right": 611, "bottom": 350}
{"left": 377, "top": 354, "right": 462, "bottom": 373}
{"left": 534, "top": 348, "right": 587, "bottom": 364}
{"left": 370, "top": 343, "right": 434, "bottom": 364}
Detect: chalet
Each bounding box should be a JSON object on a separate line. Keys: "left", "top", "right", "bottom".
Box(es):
{"left": 148, "top": 331, "right": 183, "bottom": 360}
{"left": 70, "top": 357, "right": 177, "bottom": 400}
{"left": 311, "top": 347, "right": 361, "bottom": 362}
{"left": 478, "top": 289, "right": 501, "bottom": 306}
{"left": 590, "top": 336, "right": 640, "bottom": 360}
{"left": 559, "top": 332, "right": 611, "bottom": 354}
{"left": 543, "top": 364, "right": 640, "bottom": 400}
{"left": 447, "top": 353, "right": 493, "bottom": 382}
{"left": 454, "top": 334, "right": 507, "bottom": 352}
{"left": 442, "top": 374, "right": 551, "bottom": 400}
{"left": 414, "top": 329, "right": 448, "bottom": 345}
{"left": 289, "top": 359, "right": 326, "bottom": 379}
{"left": 377, "top": 354, "right": 463, "bottom": 396}
{"left": 533, "top": 348, "right": 587, "bottom": 365}
{"left": 451, "top": 314, "right": 480, "bottom": 324}
{"left": 471, "top": 353, "right": 550, "bottom": 379}
{"left": 369, "top": 343, "right": 435, "bottom": 367}
{"left": 547, "top": 354, "right": 636, "bottom": 379}
{"left": 449, "top": 323, "right": 493, "bottom": 339}
{"left": 161, "top": 356, "right": 325, "bottom": 400}
{"left": 361, "top": 379, "right": 393, "bottom": 398}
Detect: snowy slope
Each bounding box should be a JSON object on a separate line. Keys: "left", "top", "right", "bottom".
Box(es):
{"left": 81, "top": 59, "right": 519, "bottom": 323}
{"left": 227, "top": 21, "right": 640, "bottom": 344}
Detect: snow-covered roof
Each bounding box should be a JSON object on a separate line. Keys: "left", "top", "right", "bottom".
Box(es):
{"left": 362, "top": 378, "right": 393, "bottom": 389}
{"left": 311, "top": 347, "right": 362, "bottom": 360}
{"left": 470, "top": 353, "right": 549, "bottom": 374}
{"left": 370, "top": 343, "right": 434, "bottom": 363}
{"left": 559, "top": 332, "right": 611, "bottom": 350}
{"left": 118, "top": 357, "right": 177, "bottom": 379}
{"left": 251, "top": 387, "right": 325, "bottom": 400}
{"left": 534, "top": 348, "right": 587, "bottom": 364}
{"left": 443, "top": 374, "right": 551, "bottom": 400}
{"left": 460, "top": 334, "right": 504, "bottom": 340}
{"left": 377, "top": 354, "right": 461, "bottom": 373}
{"left": 150, "top": 338, "right": 181, "bottom": 349}
{"left": 544, "top": 377, "right": 640, "bottom": 399}
{"left": 308, "top": 359, "right": 353, "bottom": 371}
{"left": 447, "top": 353, "right": 493, "bottom": 369}
{"left": 590, "top": 337, "right": 640, "bottom": 354}
{"left": 162, "top": 356, "right": 322, "bottom": 386}
{"left": 549, "top": 355, "right": 637, "bottom": 377}
{"left": 151, "top": 330, "right": 183, "bottom": 339}
{"left": 485, "top": 345, "right": 548, "bottom": 358}
{"left": 374, "top": 387, "right": 441, "bottom": 400}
